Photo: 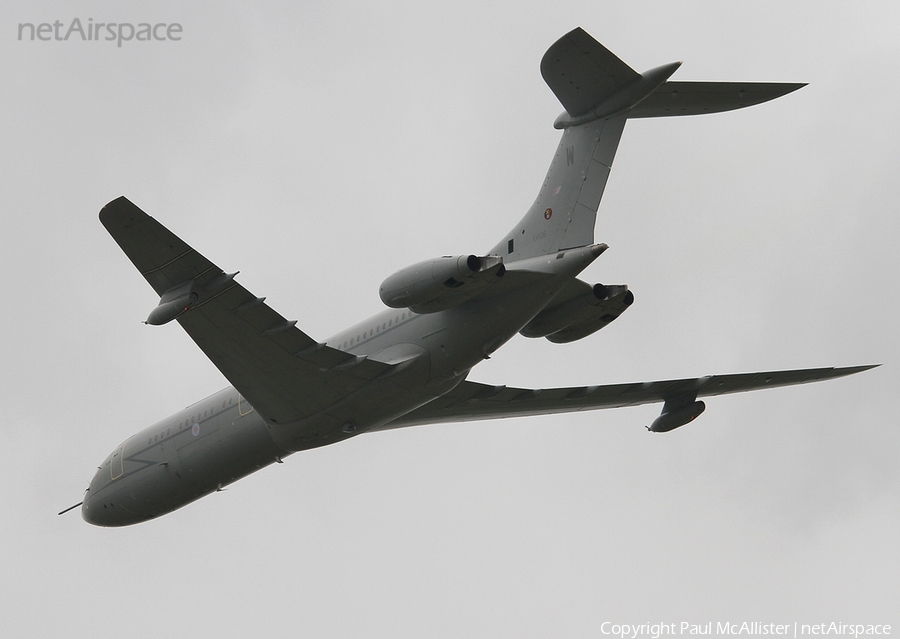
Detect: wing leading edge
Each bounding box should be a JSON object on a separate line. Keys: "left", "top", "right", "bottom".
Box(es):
{"left": 373, "top": 365, "right": 878, "bottom": 431}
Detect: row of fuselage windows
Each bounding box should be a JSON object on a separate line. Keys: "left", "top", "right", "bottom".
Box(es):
{"left": 340, "top": 311, "right": 411, "bottom": 350}
{"left": 147, "top": 395, "right": 235, "bottom": 446}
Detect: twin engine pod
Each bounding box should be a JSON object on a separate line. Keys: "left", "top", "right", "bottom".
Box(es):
{"left": 520, "top": 280, "right": 634, "bottom": 343}
{"left": 379, "top": 254, "right": 505, "bottom": 313}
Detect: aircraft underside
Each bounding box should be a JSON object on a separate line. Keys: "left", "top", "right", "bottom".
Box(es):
{"left": 72, "top": 28, "right": 876, "bottom": 526}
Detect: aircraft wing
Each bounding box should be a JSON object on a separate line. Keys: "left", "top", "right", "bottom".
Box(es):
{"left": 100, "top": 196, "right": 391, "bottom": 426}
{"left": 373, "top": 365, "right": 877, "bottom": 431}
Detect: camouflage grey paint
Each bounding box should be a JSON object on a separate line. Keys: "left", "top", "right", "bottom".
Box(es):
{"left": 80, "top": 28, "right": 869, "bottom": 526}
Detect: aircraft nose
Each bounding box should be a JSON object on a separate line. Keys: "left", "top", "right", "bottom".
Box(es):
{"left": 81, "top": 490, "right": 145, "bottom": 527}
{"left": 81, "top": 497, "right": 103, "bottom": 526}
{"left": 81, "top": 490, "right": 108, "bottom": 526}
{"left": 81, "top": 468, "right": 146, "bottom": 527}
{"left": 81, "top": 480, "right": 114, "bottom": 527}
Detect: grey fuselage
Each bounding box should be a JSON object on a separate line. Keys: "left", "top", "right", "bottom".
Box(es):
{"left": 82, "top": 247, "right": 603, "bottom": 525}
{"left": 80, "top": 28, "right": 817, "bottom": 526}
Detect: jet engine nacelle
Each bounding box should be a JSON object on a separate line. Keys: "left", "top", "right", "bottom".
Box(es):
{"left": 379, "top": 254, "right": 505, "bottom": 313}
{"left": 649, "top": 400, "right": 706, "bottom": 432}
{"left": 520, "top": 282, "right": 634, "bottom": 343}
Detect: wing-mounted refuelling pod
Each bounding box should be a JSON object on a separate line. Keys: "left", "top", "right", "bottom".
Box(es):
{"left": 146, "top": 280, "right": 198, "bottom": 325}
{"left": 520, "top": 279, "right": 633, "bottom": 343}
{"left": 380, "top": 255, "right": 505, "bottom": 313}
{"left": 649, "top": 393, "right": 706, "bottom": 432}
{"left": 145, "top": 271, "right": 238, "bottom": 326}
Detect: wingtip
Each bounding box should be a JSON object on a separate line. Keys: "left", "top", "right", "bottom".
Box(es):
{"left": 98, "top": 196, "right": 143, "bottom": 227}
{"left": 836, "top": 363, "right": 881, "bottom": 376}
{"left": 101, "top": 195, "right": 131, "bottom": 208}
{"left": 99, "top": 195, "right": 128, "bottom": 220}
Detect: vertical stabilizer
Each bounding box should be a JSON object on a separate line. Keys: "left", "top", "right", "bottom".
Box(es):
{"left": 489, "top": 114, "right": 626, "bottom": 261}
{"left": 490, "top": 28, "right": 804, "bottom": 262}
{"left": 490, "top": 28, "right": 632, "bottom": 261}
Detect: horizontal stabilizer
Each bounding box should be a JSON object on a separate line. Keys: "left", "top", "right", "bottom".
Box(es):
{"left": 628, "top": 81, "right": 806, "bottom": 118}
{"left": 541, "top": 27, "right": 640, "bottom": 116}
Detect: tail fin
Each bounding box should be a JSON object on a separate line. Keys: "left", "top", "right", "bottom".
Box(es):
{"left": 489, "top": 29, "right": 632, "bottom": 261}
{"left": 491, "top": 28, "right": 805, "bottom": 262}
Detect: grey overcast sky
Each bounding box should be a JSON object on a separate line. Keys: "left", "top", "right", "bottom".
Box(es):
{"left": 2, "top": 1, "right": 898, "bottom": 637}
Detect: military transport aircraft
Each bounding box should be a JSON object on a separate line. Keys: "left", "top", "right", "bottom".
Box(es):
{"left": 69, "top": 28, "right": 875, "bottom": 526}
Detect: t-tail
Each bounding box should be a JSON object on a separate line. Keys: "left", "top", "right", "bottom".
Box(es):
{"left": 490, "top": 27, "right": 805, "bottom": 262}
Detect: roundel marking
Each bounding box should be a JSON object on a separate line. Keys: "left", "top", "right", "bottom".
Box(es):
{"left": 544, "top": 208, "right": 553, "bottom": 220}
{"left": 191, "top": 423, "right": 200, "bottom": 437}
